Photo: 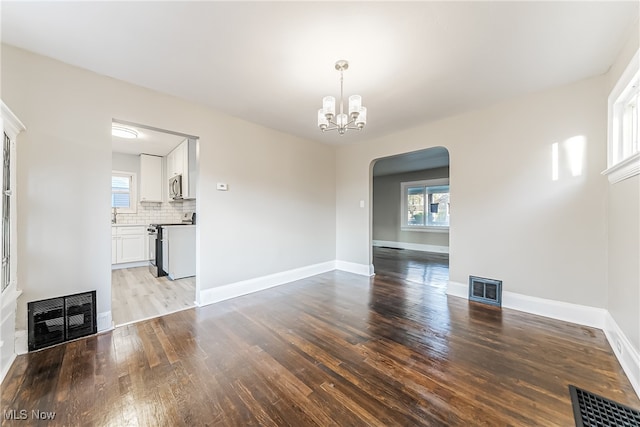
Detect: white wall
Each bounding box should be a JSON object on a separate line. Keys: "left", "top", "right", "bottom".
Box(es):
{"left": 337, "top": 76, "right": 609, "bottom": 308}
{"left": 607, "top": 177, "right": 639, "bottom": 349}
{"left": 200, "top": 117, "right": 336, "bottom": 288}
{"left": 1, "top": 45, "right": 336, "bottom": 329}
{"left": 373, "top": 167, "right": 449, "bottom": 249}
{"left": 605, "top": 22, "right": 640, "bottom": 353}
{"left": 112, "top": 152, "right": 139, "bottom": 177}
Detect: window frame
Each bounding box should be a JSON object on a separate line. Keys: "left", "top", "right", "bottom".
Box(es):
{"left": 1, "top": 101, "right": 25, "bottom": 299}
{"left": 604, "top": 48, "right": 640, "bottom": 184}
{"left": 111, "top": 170, "right": 137, "bottom": 213}
{"left": 2, "top": 132, "right": 10, "bottom": 293}
{"left": 400, "top": 178, "right": 450, "bottom": 233}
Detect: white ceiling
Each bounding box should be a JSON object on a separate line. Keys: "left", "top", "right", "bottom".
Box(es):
{"left": 2, "top": 2, "right": 638, "bottom": 146}
{"left": 111, "top": 122, "right": 188, "bottom": 156}
{"left": 373, "top": 147, "right": 450, "bottom": 177}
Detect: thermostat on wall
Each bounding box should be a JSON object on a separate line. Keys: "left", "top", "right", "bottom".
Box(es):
{"left": 216, "top": 183, "right": 228, "bottom": 191}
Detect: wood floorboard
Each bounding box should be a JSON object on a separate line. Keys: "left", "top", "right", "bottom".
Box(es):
{"left": 2, "top": 247, "right": 638, "bottom": 426}
{"left": 111, "top": 267, "right": 196, "bottom": 326}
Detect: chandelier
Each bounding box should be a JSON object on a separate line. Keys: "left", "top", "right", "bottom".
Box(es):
{"left": 317, "top": 60, "right": 367, "bottom": 135}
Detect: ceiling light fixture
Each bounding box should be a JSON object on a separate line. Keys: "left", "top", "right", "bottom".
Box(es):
{"left": 317, "top": 60, "right": 367, "bottom": 135}
{"left": 111, "top": 125, "right": 138, "bottom": 139}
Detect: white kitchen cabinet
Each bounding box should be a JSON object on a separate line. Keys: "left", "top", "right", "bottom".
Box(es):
{"left": 163, "top": 225, "right": 196, "bottom": 280}
{"left": 139, "top": 154, "right": 162, "bottom": 202}
{"left": 118, "top": 235, "right": 146, "bottom": 263}
{"left": 112, "top": 236, "right": 117, "bottom": 264}
{"left": 166, "top": 138, "right": 197, "bottom": 200}
{"left": 166, "top": 141, "right": 185, "bottom": 178}
{"left": 166, "top": 149, "right": 175, "bottom": 178}
{"left": 112, "top": 226, "right": 149, "bottom": 265}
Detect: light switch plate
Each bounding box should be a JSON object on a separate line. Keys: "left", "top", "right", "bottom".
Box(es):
{"left": 217, "top": 183, "right": 228, "bottom": 191}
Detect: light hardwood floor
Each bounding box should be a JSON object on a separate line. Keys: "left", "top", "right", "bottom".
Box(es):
{"left": 111, "top": 267, "right": 196, "bottom": 326}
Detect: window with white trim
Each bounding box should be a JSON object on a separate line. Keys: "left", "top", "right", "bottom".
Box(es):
{"left": 401, "top": 179, "right": 449, "bottom": 231}
{"left": 111, "top": 171, "right": 137, "bottom": 213}
{"left": 605, "top": 48, "right": 640, "bottom": 182}
{"left": 2, "top": 133, "right": 10, "bottom": 292}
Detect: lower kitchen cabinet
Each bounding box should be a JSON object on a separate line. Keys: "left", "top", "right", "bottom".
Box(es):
{"left": 112, "top": 226, "right": 149, "bottom": 265}
{"left": 112, "top": 236, "right": 118, "bottom": 264}
{"left": 162, "top": 225, "right": 196, "bottom": 280}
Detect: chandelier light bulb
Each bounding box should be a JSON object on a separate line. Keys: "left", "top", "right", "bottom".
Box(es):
{"left": 348, "top": 95, "right": 362, "bottom": 119}
{"left": 322, "top": 96, "right": 335, "bottom": 120}
{"left": 337, "top": 113, "right": 348, "bottom": 127}
{"left": 317, "top": 60, "right": 366, "bottom": 136}
{"left": 355, "top": 107, "right": 367, "bottom": 129}
{"left": 317, "top": 109, "right": 329, "bottom": 130}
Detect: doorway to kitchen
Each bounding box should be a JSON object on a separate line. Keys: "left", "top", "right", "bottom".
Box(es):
{"left": 371, "top": 147, "right": 450, "bottom": 286}
{"left": 111, "top": 120, "right": 198, "bottom": 326}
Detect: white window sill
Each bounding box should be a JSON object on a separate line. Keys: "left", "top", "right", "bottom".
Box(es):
{"left": 401, "top": 226, "right": 449, "bottom": 233}
{"left": 602, "top": 152, "right": 640, "bottom": 184}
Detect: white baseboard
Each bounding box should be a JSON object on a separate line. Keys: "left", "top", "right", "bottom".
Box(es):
{"left": 501, "top": 292, "right": 606, "bottom": 329}
{"left": 604, "top": 312, "right": 640, "bottom": 398}
{"left": 13, "top": 311, "right": 112, "bottom": 357}
{"left": 446, "top": 281, "right": 606, "bottom": 328}
{"left": 448, "top": 280, "right": 640, "bottom": 399}
{"left": 335, "top": 260, "right": 375, "bottom": 276}
{"left": 446, "top": 281, "right": 469, "bottom": 299}
{"left": 373, "top": 240, "right": 449, "bottom": 254}
{"left": 15, "top": 330, "right": 26, "bottom": 355}
{"left": 97, "top": 311, "right": 113, "bottom": 332}
{"left": 198, "top": 261, "right": 336, "bottom": 307}
{"left": 0, "top": 352, "right": 16, "bottom": 383}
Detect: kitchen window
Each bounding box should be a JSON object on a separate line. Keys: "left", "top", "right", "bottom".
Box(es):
{"left": 111, "top": 171, "right": 137, "bottom": 213}
{"left": 401, "top": 178, "right": 450, "bottom": 231}
{"left": 604, "top": 48, "right": 639, "bottom": 183}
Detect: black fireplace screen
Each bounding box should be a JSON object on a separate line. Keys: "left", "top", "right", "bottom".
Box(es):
{"left": 28, "top": 291, "right": 96, "bottom": 351}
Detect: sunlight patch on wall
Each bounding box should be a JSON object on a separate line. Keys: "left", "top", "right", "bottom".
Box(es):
{"left": 566, "top": 136, "right": 586, "bottom": 177}
{"left": 552, "top": 142, "right": 559, "bottom": 181}
{"left": 551, "top": 136, "right": 586, "bottom": 181}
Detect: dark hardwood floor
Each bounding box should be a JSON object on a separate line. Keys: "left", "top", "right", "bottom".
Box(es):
{"left": 372, "top": 246, "right": 449, "bottom": 287}
{"left": 2, "top": 248, "right": 638, "bottom": 426}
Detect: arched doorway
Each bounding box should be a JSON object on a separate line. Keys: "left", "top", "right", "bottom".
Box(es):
{"left": 371, "top": 147, "right": 450, "bottom": 286}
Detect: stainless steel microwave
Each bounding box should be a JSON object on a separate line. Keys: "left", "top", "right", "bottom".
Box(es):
{"left": 169, "top": 174, "right": 183, "bottom": 200}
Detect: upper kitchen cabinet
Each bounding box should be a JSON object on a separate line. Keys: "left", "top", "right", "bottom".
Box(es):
{"left": 167, "top": 138, "right": 197, "bottom": 200}
{"left": 139, "top": 154, "right": 162, "bottom": 202}
{"left": 166, "top": 141, "right": 185, "bottom": 178}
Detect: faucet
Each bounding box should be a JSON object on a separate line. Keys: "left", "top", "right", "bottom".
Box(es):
{"left": 112, "top": 207, "right": 118, "bottom": 224}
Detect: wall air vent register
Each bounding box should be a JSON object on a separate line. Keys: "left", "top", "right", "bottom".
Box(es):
{"left": 28, "top": 291, "right": 97, "bottom": 351}
{"left": 469, "top": 276, "right": 502, "bottom": 307}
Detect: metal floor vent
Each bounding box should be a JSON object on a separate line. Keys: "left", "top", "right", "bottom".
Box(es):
{"left": 28, "top": 291, "right": 96, "bottom": 351}
{"left": 468, "top": 276, "right": 502, "bottom": 307}
{"left": 569, "top": 385, "right": 640, "bottom": 427}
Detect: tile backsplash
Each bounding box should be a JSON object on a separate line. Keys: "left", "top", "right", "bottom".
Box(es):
{"left": 114, "top": 199, "right": 196, "bottom": 225}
